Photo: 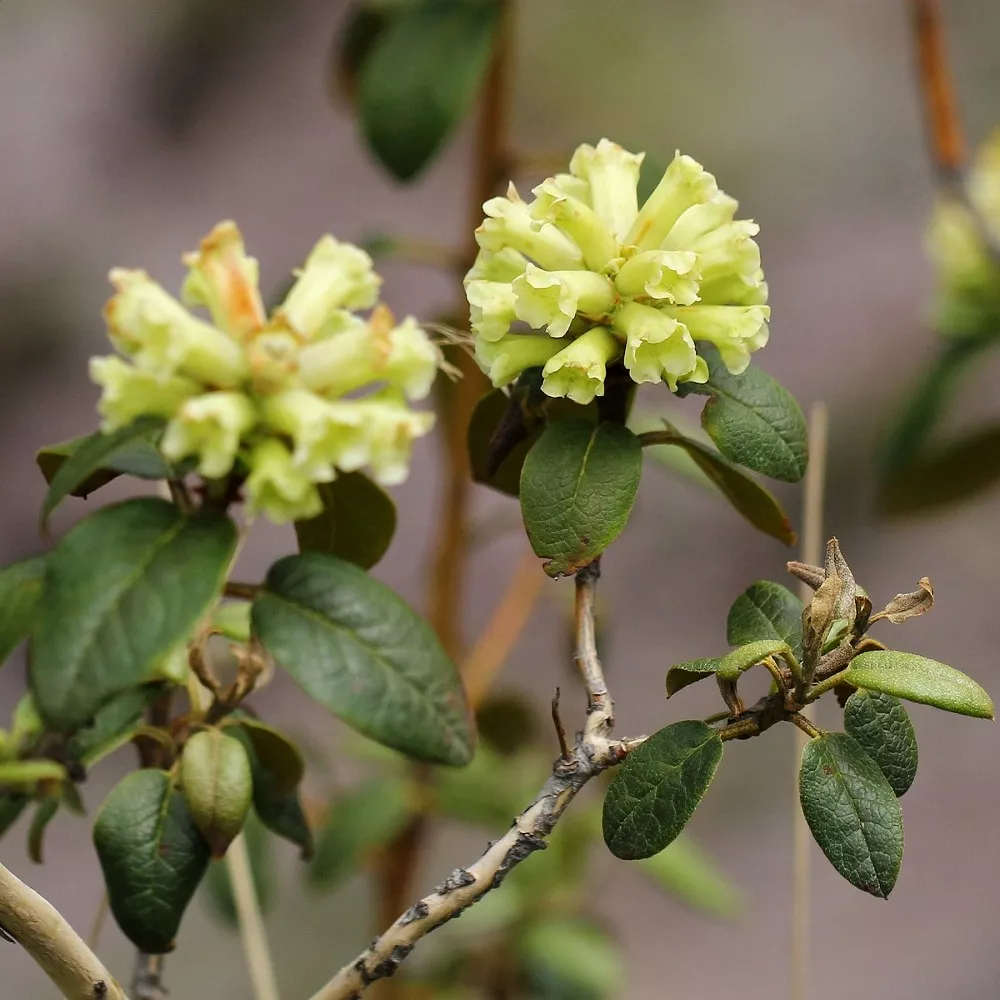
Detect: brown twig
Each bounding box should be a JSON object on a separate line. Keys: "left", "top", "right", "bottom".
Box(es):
{"left": 224, "top": 581, "right": 260, "bottom": 600}
{"left": 911, "top": 0, "right": 966, "bottom": 187}
{"left": 307, "top": 564, "right": 643, "bottom": 1000}
{"left": 461, "top": 548, "right": 546, "bottom": 709}
{"left": 551, "top": 688, "right": 571, "bottom": 761}
{"left": 374, "top": 0, "right": 514, "bottom": 956}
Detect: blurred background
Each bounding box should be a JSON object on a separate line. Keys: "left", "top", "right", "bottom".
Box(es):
{"left": 2, "top": 1, "right": 1000, "bottom": 997}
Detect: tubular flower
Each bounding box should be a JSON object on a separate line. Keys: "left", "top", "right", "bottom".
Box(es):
{"left": 926, "top": 130, "right": 1000, "bottom": 337}
{"left": 91, "top": 222, "right": 442, "bottom": 524}
{"left": 464, "top": 139, "right": 770, "bottom": 401}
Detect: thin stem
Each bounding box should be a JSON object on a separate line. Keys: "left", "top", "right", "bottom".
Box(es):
{"left": 791, "top": 402, "right": 828, "bottom": 1000}
{"left": 227, "top": 832, "right": 281, "bottom": 1000}
{"left": 806, "top": 669, "right": 850, "bottom": 702}
{"left": 0, "top": 863, "right": 128, "bottom": 1000}
{"left": 460, "top": 548, "right": 545, "bottom": 709}
{"left": 132, "top": 954, "right": 166, "bottom": 1000}
{"left": 790, "top": 714, "right": 822, "bottom": 740}
{"left": 911, "top": 0, "right": 965, "bottom": 187}
{"left": 225, "top": 581, "right": 261, "bottom": 600}
{"left": 87, "top": 891, "right": 110, "bottom": 952}
{"left": 307, "top": 557, "right": 629, "bottom": 1000}
{"left": 166, "top": 478, "right": 195, "bottom": 515}
{"left": 551, "top": 688, "right": 572, "bottom": 761}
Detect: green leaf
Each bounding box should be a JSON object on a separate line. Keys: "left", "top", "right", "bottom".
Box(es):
{"left": 201, "top": 812, "right": 274, "bottom": 927}
{"left": 798, "top": 732, "right": 903, "bottom": 898}
{"left": 467, "top": 386, "right": 599, "bottom": 498}
{"left": 727, "top": 581, "right": 804, "bottom": 660}
{"left": 717, "top": 638, "right": 790, "bottom": 682}
{"left": 294, "top": 472, "right": 397, "bottom": 569}
{"left": 634, "top": 835, "right": 744, "bottom": 920}
{"left": 0, "top": 555, "right": 45, "bottom": 668}
{"left": 31, "top": 499, "right": 237, "bottom": 733}
{"left": 38, "top": 417, "right": 167, "bottom": 529}
{"left": 27, "top": 797, "right": 60, "bottom": 864}
{"left": 603, "top": 721, "right": 723, "bottom": 861}
{"left": 677, "top": 346, "right": 808, "bottom": 482}
{"left": 0, "top": 795, "right": 28, "bottom": 841}
{"left": 520, "top": 421, "right": 643, "bottom": 578}
{"left": 844, "top": 691, "right": 918, "bottom": 797}
{"left": 308, "top": 777, "right": 414, "bottom": 891}
{"left": 210, "top": 601, "right": 251, "bottom": 643}
{"left": 94, "top": 769, "right": 211, "bottom": 953}
{"left": 520, "top": 918, "right": 624, "bottom": 1000}
{"left": 226, "top": 727, "right": 314, "bottom": 859}
{"left": 879, "top": 425, "right": 1000, "bottom": 517}
{"left": 68, "top": 685, "right": 166, "bottom": 767}
{"left": 180, "top": 730, "right": 253, "bottom": 859}
{"left": 252, "top": 553, "right": 474, "bottom": 766}
{"left": 359, "top": 0, "right": 500, "bottom": 181}
{"left": 647, "top": 433, "right": 796, "bottom": 544}
{"left": 880, "top": 335, "right": 993, "bottom": 474}
{"left": 225, "top": 718, "right": 305, "bottom": 797}
{"left": 844, "top": 650, "right": 994, "bottom": 719}
{"left": 665, "top": 657, "right": 722, "bottom": 698}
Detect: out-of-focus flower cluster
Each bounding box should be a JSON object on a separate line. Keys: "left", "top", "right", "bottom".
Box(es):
{"left": 91, "top": 222, "right": 441, "bottom": 524}
{"left": 464, "top": 139, "right": 769, "bottom": 405}
{"left": 926, "top": 130, "right": 1000, "bottom": 338}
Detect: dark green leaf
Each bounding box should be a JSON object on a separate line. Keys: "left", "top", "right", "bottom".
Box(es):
{"left": 520, "top": 918, "right": 624, "bottom": 1000}
{"left": 227, "top": 726, "right": 314, "bottom": 859}
{"left": 647, "top": 434, "right": 796, "bottom": 544}
{"left": 520, "top": 421, "right": 642, "bottom": 577}
{"left": 201, "top": 812, "right": 274, "bottom": 927}
{"left": 0, "top": 555, "right": 45, "bottom": 668}
{"left": 879, "top": 426, "right": 1000, "bottom": 517}
{"left": 717, "top": 638, "right": 790, "bottom": 681}
{"left": 180, "top": 730, "right": 253, "bottom": 858}
{"left": 798, "top": 732, "right": 903, "bottom": 898}
{"left": 31, "top": 499, "right": 237, "bottom": 733}
{"left": 225, "top": 718, "right": 305, "bottom": 797}
{"left": 727, "top": 581, "right": 804, "bottom": 660}
{"left": 294, "top": 472, "right": 396, "bottom": 569}
{"left": 68, "top": 685, "right": 166, "bottom": 766}
{"left": 844, "top": 691, "right": 918, "bottom": 797}
{"left": 308, "top": 777, "right": 414, "bottom": 890}
{"left": 0, "top": 795, "right": 28, "bottom": 841}
{"left": 665, "top": 657, "right": 722, "bottom": 698}
{"left": 38, "top": 418, "right": 167, "bottom": 528}
{"left": 678, "top": 346, "right": 807, "bottom": 482}
{"left": 94, "top": 769, "right": 211, "bottom": 953}
{"left": 635, "top": 835, "right": 744, "bottom": 919}
{"left": 253, "top": 553, "right": 474, "bottom": 766}
{"left": 603, "top": 721, "right": 723, "bottom": 860}
{"left": 467, "top": 386, "right": 599, "bottom": 498}
{"left": 880, "top": 335, "right": 994, "bottom": 474}
{"left": 359, "top": 0, "right": 500, "bottom": 180}
{"left": 329, "top": 3, "right": 392, "bottom": 106}
{"left": 27, "top": 797, "right": 60, "bottom": 864}
{"left": 844, "top": 650, "right": 994, "bottom": 719}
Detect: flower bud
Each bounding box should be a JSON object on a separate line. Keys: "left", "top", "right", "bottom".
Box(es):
{"left": 476, "top": 184, "right": 585, "bottom": 271}
{"left": 662, "top": 304, "right": 770, "bottom": 375}
{"left": 245, "top": 438, "right": 324, "bottom": 524}
{"left": 181, "top": 729, "right": 253, "bottom": 859}
{"left": 104, "top": 270, "right": 248, "bottom": 387}
{"left": 161, "top": 391, "right": 257, "bottom": 479}
{"left": 626, "top": 152, "right": 718, "bottom": 251}
{"left": 513, "top": 264, "right": 617, "bottom": 338}
{"left": 476, "top": 333, "right": 563, "bottom": 388}
{"left": 569, "top": 139, "right": 644, "bottom": 243}
{"left": 90, "top": 356, "right": 200, "bottom": 431}
{"left": 353, "top": 390, "right": 435, "bottom": 486}
{"left": 466, "top": 279, "right": 518, "bottom": 342}
{"left": 614, "top": 249, "right": 700, "bottom": 304}
{"left": 615, "top": 302, "right": 699, "bottom": 386}
{"left": 181, "top": 221, "right": 265, "bottom": 340}
{"left": 278, "top": 236, "right": 381, "bottom": 337}
{"left": 530, "top": 177, "right": 618, "bottom": 271}
{"left": 541, "top": 326, "right": 621, "bottom": 404}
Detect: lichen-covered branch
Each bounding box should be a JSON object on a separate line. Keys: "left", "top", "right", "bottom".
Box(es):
{"left": 0, "top": 862, "right": 129, "bottom": 1000}
{"left": 306, "top": 562, "right": 643, "bottom": 1000}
